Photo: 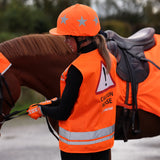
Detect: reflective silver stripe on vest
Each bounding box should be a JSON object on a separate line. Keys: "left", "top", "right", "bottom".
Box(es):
{"left": 59, "top": 124, "right": 115, "bottom": 145}
{"left": 59, "top": 133, "right": 114, "bottom": 145}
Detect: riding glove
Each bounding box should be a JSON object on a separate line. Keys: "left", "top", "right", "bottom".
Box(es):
{"left": 27, "top": 105, "right": 43, "bottom": 120}
{"left": 27, "top": 97, "right": 59, "bottom": 120}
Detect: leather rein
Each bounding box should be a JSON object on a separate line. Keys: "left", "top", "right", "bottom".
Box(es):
{"left": 0, "top": 74, "right": 27, "bottom": 124}
{"left": 0, "top": 73, "right": 59, "bottom": 141}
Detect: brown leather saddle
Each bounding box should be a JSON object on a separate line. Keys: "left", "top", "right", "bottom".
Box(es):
{"left": 105, "top": 27, "right": 155, "bottom": 83}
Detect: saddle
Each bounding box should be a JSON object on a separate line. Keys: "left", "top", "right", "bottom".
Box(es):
{"left": 105, "top": 27, "right": 156, "bottom": 83}
{"left": 102, "top": 27, "right": 156, "bottom": 136}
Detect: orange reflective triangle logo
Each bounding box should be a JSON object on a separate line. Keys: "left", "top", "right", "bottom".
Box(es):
{"left": 96, "top": 62, "right": 115, "bottom": 94}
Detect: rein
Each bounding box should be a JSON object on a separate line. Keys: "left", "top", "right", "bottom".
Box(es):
{"left": 0, "top": 73, "right": 59, "bottom": 140}
{"left": 0, "top": 109, "right": 27, "bottom": 124}
{"left": 0, "top": 74, "right": 27, "bottom": 124}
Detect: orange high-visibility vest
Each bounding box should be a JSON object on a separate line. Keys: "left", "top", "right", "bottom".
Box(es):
{"left": 59, "top": 49, "right": 117, "bottom": 153}
{"left": 117, "top": 34, "right": 160, "bottom": 117}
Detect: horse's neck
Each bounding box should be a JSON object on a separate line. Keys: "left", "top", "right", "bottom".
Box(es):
{"left": 0, "top": 34, "right": 76, "bottom": 98}
{"left": 10, "top": 54, "right": 74, "bottom": 98}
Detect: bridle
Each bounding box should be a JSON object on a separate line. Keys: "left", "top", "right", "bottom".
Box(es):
{"left": 0, "top": 74, "right": 27, "bottom": 125}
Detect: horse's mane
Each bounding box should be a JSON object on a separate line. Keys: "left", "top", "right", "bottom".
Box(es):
{"left": 0, "top": 34, "right": 72, "bottom": 58}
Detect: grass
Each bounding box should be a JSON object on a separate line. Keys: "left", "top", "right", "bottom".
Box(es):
{"left": 10, "top": 87, "right": 45, "bottom": 113}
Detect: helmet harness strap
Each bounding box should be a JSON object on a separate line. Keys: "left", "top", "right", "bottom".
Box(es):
{"left": 73, "top": 36, "right": 88, "bottom": 53}
{"left": 73, "top": 36, "right": 98, "bottom": 54}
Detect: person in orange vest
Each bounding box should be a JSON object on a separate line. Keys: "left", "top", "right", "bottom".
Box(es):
{"left": 27, "top": 3, "right": 118, "bottom": 160}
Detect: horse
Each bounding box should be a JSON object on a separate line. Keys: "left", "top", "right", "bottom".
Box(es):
{"left": 0, "top": 34, "right": 76, "bottom": 134}
{"left": 0, "top": 28, "right": 159, "bottom": 145}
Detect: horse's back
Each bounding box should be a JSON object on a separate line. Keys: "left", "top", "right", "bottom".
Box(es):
{"left": 116, "top": 34, "right": 160, "bottom": 117}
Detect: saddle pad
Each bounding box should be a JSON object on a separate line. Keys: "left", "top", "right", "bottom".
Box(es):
{"left": 117, "top": 34, "right": 160, "bottom": 117}
{"left": 0, "top": 52, "right": 12, "bottom": 75}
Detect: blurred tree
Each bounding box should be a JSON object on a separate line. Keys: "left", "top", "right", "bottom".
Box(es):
{"left": 0, "top": 32, "right": 22, "bottom": 42}
{"left": 33, "top": 0, "right": 90, "bottom": 28}
{"left": 94, "top": 0, "right": 143, "bottom": 18}
{"left": 143, "top": 1, "right": 154, "bottom": 26}
{"left": 0, "top": 0, "right": 160, "bottom": 36}
{"left": 148, "top": 0, "right": 160, "bottom": 12}
{"left": 0, "top": 0, "right": 8, "bottom": 10}
{"left": 98, "top": 0, "right": 144, "bottom": 34}
{"left": 101, "top": 19, "right": 132, "bottom": 37}
{"left": 153, "top": 11, "right": 160, "bottom": 33}
{"left": 142, "top": 0, "right": 160, "bottom": 33}
{"left": 1, "top": 0, "right": 52, "bottom": 34}
{"left": 96, "top": 0, "right": 160, "bottom": 35}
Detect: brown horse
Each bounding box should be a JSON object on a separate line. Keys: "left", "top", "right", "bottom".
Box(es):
{"left": 0, "top": 34, "right": 76, "bottom": 133}
{"left": 0, "top": 32, "right": 159, "bottom": 142}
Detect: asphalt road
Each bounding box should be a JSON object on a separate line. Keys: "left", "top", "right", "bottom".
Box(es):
{"left": 0, "top": 116, "right": 160, "bottom": 160}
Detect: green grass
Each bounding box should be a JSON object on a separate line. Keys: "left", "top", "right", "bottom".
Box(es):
{"left": 10, "top": 87, "right": 45, "bottom": 113}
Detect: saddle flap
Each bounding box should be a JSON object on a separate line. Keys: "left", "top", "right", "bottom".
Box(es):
{"left": 116, "top": 50, "right": 149, "bottom": 83}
